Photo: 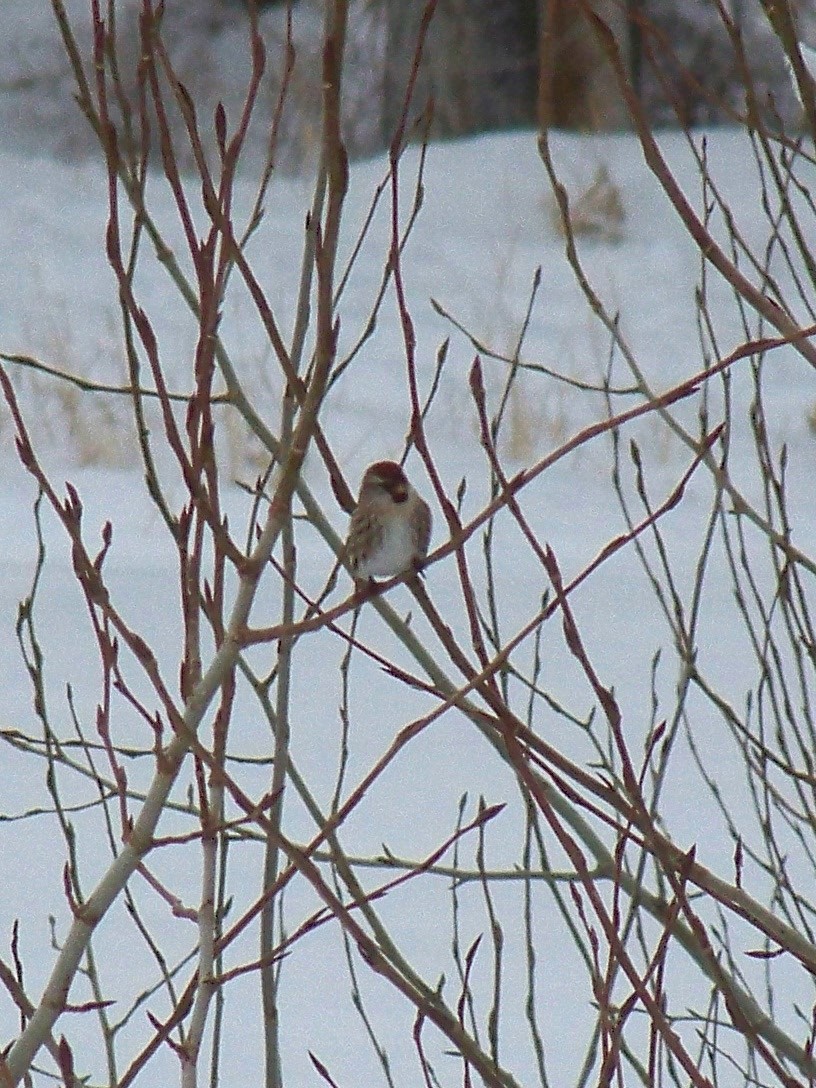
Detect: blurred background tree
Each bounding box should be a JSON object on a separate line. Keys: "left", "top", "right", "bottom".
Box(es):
{"left": 538, "top": 0, "right": 632, "bottom": 129}
{"left": 636, "top": 0, "right": 794, "bottom": 125}
{"left": 379, "top": 0, "right": 634, "bottom": 140}
{"left": 0, "top": 0, "right": 803, "bottom": 168}
{"left": 379, "top": 0, "right": 794, "bottom": 138}
{"left": 380, "top": 0, "right": 540, "bottom": 142}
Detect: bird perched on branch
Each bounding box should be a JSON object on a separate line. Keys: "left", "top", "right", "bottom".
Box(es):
{"left": 345, "top": 461, "right": 432, "bottom": 582}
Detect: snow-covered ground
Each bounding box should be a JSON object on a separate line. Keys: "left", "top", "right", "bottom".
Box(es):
{"left": 2, "top": 10, "right": 816, "bottom": 1088}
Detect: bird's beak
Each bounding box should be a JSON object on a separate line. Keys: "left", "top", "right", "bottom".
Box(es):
{"left": 392, "top": 482, "right": 408, "bottom": 502}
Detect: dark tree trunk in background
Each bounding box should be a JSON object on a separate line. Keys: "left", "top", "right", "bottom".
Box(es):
{"left": 538, "top": 0, "right": 632, "bottom": 129}
{"left": 381, "top": 0, "right": 539, "bottom": 145}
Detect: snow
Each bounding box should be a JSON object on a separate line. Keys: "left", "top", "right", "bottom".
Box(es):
{"left": 1, "top": 13, "right": 816, "bottom": 1088}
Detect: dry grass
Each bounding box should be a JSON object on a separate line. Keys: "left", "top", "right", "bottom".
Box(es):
{"left": 6, "top": 312, "right": 280, "bottom": 478}
{"left": 550, "top": 163, "right": 626, "bottom": 243}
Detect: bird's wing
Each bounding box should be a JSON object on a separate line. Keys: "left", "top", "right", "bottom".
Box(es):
{"left": 345, "top": 506, "right": 382, "bottom": 574}
{"left": 414, "top": 497, "right": 432, "bottom": 561}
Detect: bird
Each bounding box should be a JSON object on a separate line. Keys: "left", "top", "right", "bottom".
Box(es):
{"left": 345, "top": 460, "right": 432, "bottom": 582}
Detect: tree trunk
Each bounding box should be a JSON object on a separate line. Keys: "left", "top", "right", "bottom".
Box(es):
{"left": 538, "top": 0, "right": 632, "bottom": 130}
{"left": 381, "top": 0, "right": 539, "bottom": 145}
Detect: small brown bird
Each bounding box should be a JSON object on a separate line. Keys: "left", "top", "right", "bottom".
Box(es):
{"left": 345, "top": 461, "right": 432, "bottom": 581}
